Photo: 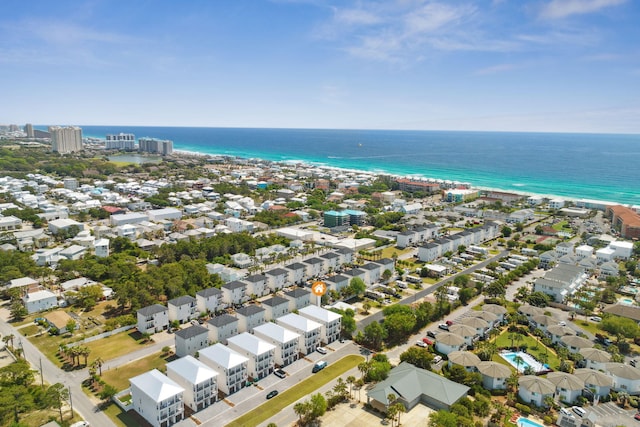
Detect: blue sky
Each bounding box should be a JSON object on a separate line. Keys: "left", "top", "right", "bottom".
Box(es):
{"left": 1, "top": 0, "right": 639, "bottom": 133}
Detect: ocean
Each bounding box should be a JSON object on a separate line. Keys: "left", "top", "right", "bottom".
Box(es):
{"left": 79, "top": 126, "right": 640, "bottom": 205}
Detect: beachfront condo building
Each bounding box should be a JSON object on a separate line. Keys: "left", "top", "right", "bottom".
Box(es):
{"left": 49, "top": 126, "right": 83, "bottom": 153}
{"left": 106, "top": 133, "right": 136, "bottom": 150}
{"left": 139, "top": 137, "right": 174, "bottom": 155}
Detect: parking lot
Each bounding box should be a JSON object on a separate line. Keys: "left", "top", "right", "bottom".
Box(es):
{"left": 583, "top": 402, "right": 637, "bottom": 427}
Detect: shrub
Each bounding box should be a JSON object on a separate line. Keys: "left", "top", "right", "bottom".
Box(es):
{"left": 543, "top": 415, "right": 553, "bottom": 425}
{"left": 515, "top": 403, "right": 531, "bottom": 416}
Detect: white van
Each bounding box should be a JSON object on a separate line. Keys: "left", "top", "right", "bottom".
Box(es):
{"left": 572, "top": 406, "right": 586, "bottom": 417}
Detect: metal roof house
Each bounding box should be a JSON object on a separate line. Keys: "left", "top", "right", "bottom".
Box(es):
{"left": 367, "top": 362, "right": 469, "bottom": 413}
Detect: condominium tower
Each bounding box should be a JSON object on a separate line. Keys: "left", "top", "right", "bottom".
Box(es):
{"left": 49, "top": 126, "right": 83, "bottom": 154}
{"left": 139, "top": 137, "right": 173, "bottom": 155}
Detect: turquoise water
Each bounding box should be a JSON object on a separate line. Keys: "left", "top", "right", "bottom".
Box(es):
{"left": 73, "top": 126, "right": 640, "bottom": 205}
{"left": 501, "top": 351, "right": 547, "bottom": 373}
{"left": 518, "top": 417, "right": 544, "bottom": 427}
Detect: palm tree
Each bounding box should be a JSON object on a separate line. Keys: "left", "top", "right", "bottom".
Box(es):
{"left": 513, "top": 355, "right": 524, "bottom": 373}
{"left": 358, "top": 361, "right": 370, "bottom": 381}
{"left": 333, "top": 378, "right": 347, "bottom": 400}
{"left": 506, "top": 372, "right": 519, "bottom": 392}
{"left": 93, "top": 356, "right": 105, "bottom": 376}
{"left": 537, "top": 352, "right": 549, "bottom": 367}
{"left": 80, "top": 346, "right": 91, "bottom": 366}
{"left": 294, "top": 401, "right": 307, "bottom": 424}
{"left": 346, "top": 375, "right": 356, "bottom": 399}
{"left": 514, "top": 334, "right": 525, "bottom": 351}
{"left": 543, "top": 395, "right": 555, "bottom": 411}
{"left": 392, "top": 402, "right": 406, "bottom": 427}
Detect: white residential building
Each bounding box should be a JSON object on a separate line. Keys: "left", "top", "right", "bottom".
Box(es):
{"left": 196, "top": 287, "right": 223, "bottom": 315}
{"left": 298, "top": 305, "right": 342, "bottom": 344}
{"left": 137, "top": 304, "right": 169, "bottom": 334}
{"left": 174, "top": 325, "right": 210, "bottom": 358}
{"left": 199, "top": 344, "right": 248, "bottom": 395}
{"left": 94, "top": 238, "right": 110, "bottom": 258}
{"left": 253, "top": 322, "right": 300, "bottom": 367}
{"left": 166, "top": 356, "right": 217, "bottom": 412}
{"left": 206, "top": 314, "right": 238, "bottom": 345}
{"left": 221, "top": 281, "right": 247, "bottom": 306}
{"left": 243, "top": 274, "right": 268, "bottom": 297}
{"left": 130, "top": 369, "right": 184, "bottom": 427}
{"left": 22, "top": 290, "right": 57, "bottom": 314}
{"left": 261, "top": 296, "right": 290, "bottom": 321}
{"left": 276, "top": 313, "right": 322, "bottom": 355}
{"left": 167, "top": 295, "right": 198, "bottom": 324}
{"left": 264, "top": 268, "right": 289, "bottom": 292}
{"left": 235, "top": 305, "right": 266, "bottom": 333}
{"left": 227, "top": 333, "right": 276, "bottom": 380}
{"left": 283, "top": 288, "right": 311, "bottom": 312}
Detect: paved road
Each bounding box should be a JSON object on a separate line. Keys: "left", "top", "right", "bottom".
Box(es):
{"left": 357, "top": 249, "right": 510, "bottom": 330}
{"left": 0, "top": 317, "right": 115, "bottom": 427}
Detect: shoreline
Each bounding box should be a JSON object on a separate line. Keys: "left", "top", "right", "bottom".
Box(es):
{"left": 85, "top": 129, "right": 634, "bottom": 207}
{"left": 168, "top": 149, "right": 624, "bottom": 208}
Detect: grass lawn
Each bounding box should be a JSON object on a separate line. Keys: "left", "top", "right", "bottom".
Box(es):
{"left": 103, "top": 402, "right": 140, "bottom": 427}
{"left": 100, "top": 351, "right": 170, "bottom": 391}
{"left": 225, "top": 354, "right": 365, "bottom": 427}
{"left": 20, "top": 324, "right": 41, "bottom": 336}
{"left": 569, "top": 319, "right": 603, "bottom": 336}
{"left": 552, "top": 221, "right": 568, "bottom": 231}
{"left": 29, "top": 328, "right": 151, "bottom": 368}
{"left": 494, "top": 331, "right": 560, "bottom": 369}
{"left": 83, "top": 330, "right": 154, "bottom": 366}
{"left": 381, "top": 247, "right": 413, "bottom": 259}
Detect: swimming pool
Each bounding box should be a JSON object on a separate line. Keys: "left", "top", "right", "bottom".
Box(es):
{"left": 500, "top": 351, "right": 548, "bottom": 374}
{"left": 620, "top": 297, "right": 635, "bottom": 305}
{"left": 517, "top": 417, "right": 544, "bottom": 427}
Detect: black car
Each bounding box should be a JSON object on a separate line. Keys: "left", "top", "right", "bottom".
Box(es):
{"left": 427, "top": 330, "right": 438, "bottom": 338}
{"left": 266, "top": 390, "right": 279, "bottom": 399}
{"left": 274, "top": 369, "right": 287, "bottom": 379}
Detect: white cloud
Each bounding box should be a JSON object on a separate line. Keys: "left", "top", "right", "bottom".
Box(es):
{"left": 334, "top": 8, "right": 382, "bottom": 26}
{"left": 540, "top": 0, "right": 627, "bottom": 19}
{"left": 404, "top": 3, "right": 474, "bottom": 35}
{"left": 474, "top": 63, "right": 519, "bottom": 75}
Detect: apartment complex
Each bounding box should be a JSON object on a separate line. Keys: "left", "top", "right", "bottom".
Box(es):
{"left": 49, "top": 126, "right": 83, "bottom": 153}
{"left": 139, "top": 137, "right": 173, "bottom": 155}
{"left": 105, "top": 133, "right": 136, "bottom": 150}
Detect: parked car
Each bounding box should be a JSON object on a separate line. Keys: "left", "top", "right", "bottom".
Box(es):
{"left": 422, "top": 337, "right": 433, "bottom": 345}
{"left": 572, "top": 406, "right": 586, "bottom": 417}
{"left": 631, "top": 360, "right": 638, "bottom": 368}
{"left": 634, "top": 412, "right": 640, "bottom": 421}
{"left": 427, "top": 330, "right": 438, "bottom": 338}
{"left": 316, "top": 347, "right": 328, "bottom": 354}
{"left": 558, "top": 321, "right": 567, "bottom": 326}
{"left": 416, "top": 340, "right": 428, "bottom": 348}
{"left": 274, "top": 369, "right": 287, "bottom": 379}
{"left": 445, "top": 320, "right": 454, "bottom": 326}
{"left": 438, "top": 323, "right": 449, "bottom": 331}
{"left": 266, "top": 390, "right": 279, "bottom": 399}
{"left": 312, "top": 360, "right": 327, "bottom": 373}
{"left": 590, "top": 316, "right": 602, "bottom": 322}
{"left": 433, "top": 355, "right": 443, "bottom": 364}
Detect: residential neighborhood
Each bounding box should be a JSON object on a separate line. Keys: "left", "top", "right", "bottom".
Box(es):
{"left": 1, "top": 135, "right": 640, "bottom": 427}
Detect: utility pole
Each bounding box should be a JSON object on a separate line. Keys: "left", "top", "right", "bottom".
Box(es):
{"left": 39, "top": 357, "right": 44, "bottom": 387}
{"left": 68, "top": 386, "right": 73, "bottom": 418}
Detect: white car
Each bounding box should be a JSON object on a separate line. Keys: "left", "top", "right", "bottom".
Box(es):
{"left": 415, "top": 340, "right": 428, "bottom": 348}
{"left": 432, "top": 355, "right": 443, "bottom": 364}
{"left": 316, "top": 347, "right": 328, "bottom": 354}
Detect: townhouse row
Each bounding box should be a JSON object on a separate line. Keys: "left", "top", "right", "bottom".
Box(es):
{"left": 129, "top": 304, "right": 342, "bottom": 427}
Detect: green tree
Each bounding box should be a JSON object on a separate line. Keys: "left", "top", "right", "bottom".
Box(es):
{"left": 399, "top": 347, "right": 434, "bottom": 370}
{"left": 45, "top": 383, "right": 69, "bottom": 424}
{"left": 363, "top": 321, "right": 387, "bottom": 350}
{"left": 348, "top": 277, "right": 366, "bottom": 297}
{"left": 501, "top": 226, "right": 512, "bottom": 237}
{"left": 429, "top": 410, "right": 458, "bottom": 427}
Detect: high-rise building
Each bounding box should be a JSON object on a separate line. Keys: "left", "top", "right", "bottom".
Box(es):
{"left": 24, "top": 123, "right": 34, "bottom": 138}
{"left": 105, "top": 133, "right": 136, "bottom": 150}
{"left": 49, "top": 126, "right": 83, "bottom": 154}
{"left": 139, "top": 137, "right": 173, "bottom": 155}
